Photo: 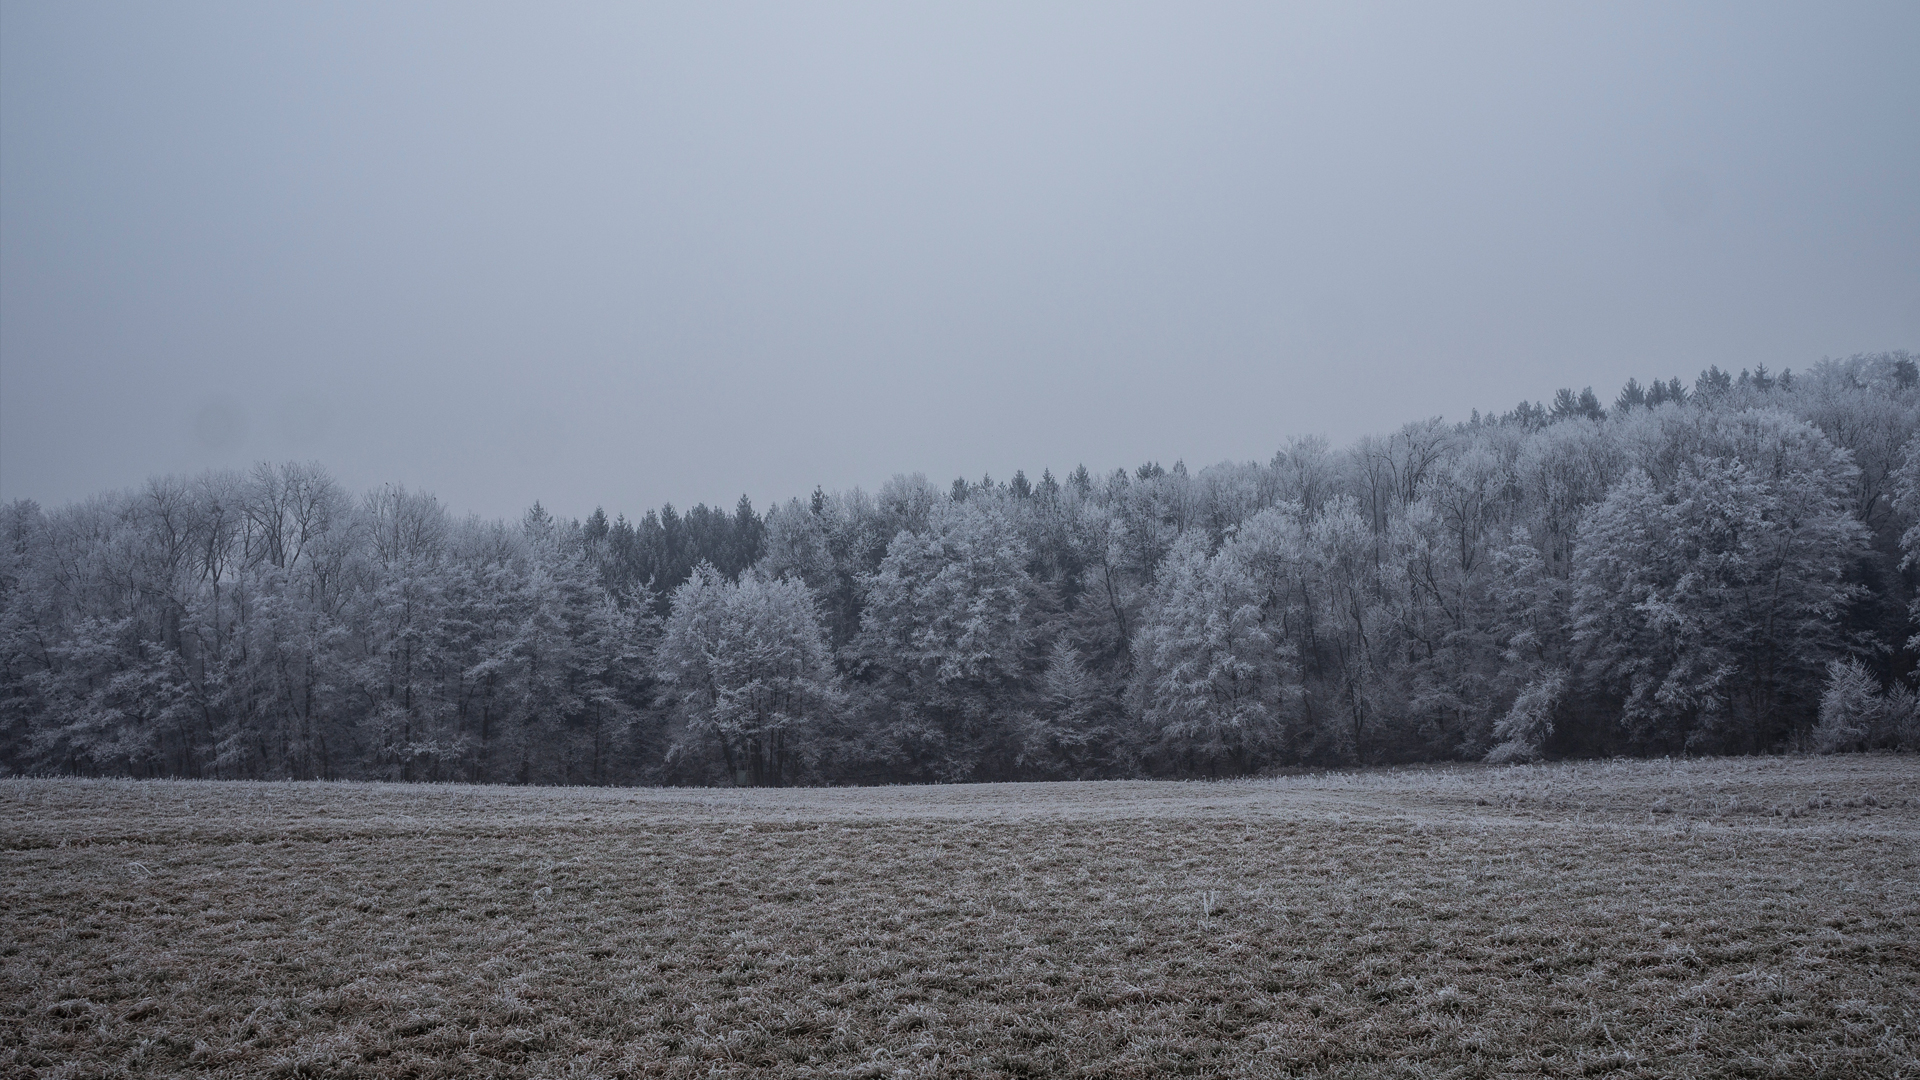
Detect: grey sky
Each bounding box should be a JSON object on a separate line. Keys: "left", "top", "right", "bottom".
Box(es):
{"left": 3, "top": 2, "right": 1915, "bottom": 521}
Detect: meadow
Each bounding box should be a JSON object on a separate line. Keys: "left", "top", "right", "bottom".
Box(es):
{"left": 3, "top": 756, "right": 1916, "bottom": 1078}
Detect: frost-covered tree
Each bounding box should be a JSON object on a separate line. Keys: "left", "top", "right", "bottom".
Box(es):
{"left": 1481, "top": 530, "right": 1573, "bottom": 762}
{"left": 1571, "top": 415, "right": 1867, "bottom": 751}
{"left": 349, "top": 485, "right": 453, "bottom": 780}
{"left": 1129, "top": 530, "right": 1293, "bottom": 774}
{"left": 487, "top": 509, "right": 647, "bottom": 785}
{"left": 854, "top": 502, "right": 1033, "bottom": 780}
{"left": 1389, "top": 439, "right": 1518, "bottom": 757}
{"left": 1894, "top": 436, "right": 1920, "bottom": 650}
{"left": 1513, "top": 418, "right": 1628, "bottom": 574}
{"left": 1013, "top": 637, "right": 1125, "bottom": 777}
{"left": 658, "top": 565, "right": 836, "bottom": 786}
{"left": 758, "top": 487, "right": 893, "bottom": 651}
{"left": 1813, "top": 658, "right": 1917, "bottom": 753}
{"left": 1311, "top": 498, "right": 1398, "bottom": 759}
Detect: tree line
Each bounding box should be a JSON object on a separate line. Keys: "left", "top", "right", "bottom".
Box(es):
{"left": 4, "top": 352, "right": 1917, "bottom": 784}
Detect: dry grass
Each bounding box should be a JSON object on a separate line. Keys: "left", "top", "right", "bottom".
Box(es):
{"left": 3, "top": 755, "right": 1917, "bottom": 1078}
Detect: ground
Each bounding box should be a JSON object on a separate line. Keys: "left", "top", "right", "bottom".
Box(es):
{"left": 3, "top": 755, "right": 1917, "bottom": 1078}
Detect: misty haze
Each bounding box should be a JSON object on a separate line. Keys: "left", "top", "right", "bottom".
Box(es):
{"left": 3, "top": 4, "right": 1916, "bottom": 1077}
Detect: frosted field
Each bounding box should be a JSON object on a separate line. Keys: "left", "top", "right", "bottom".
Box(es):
{"left": 4, "top": 756, "right": 1917, "bottom": 1078}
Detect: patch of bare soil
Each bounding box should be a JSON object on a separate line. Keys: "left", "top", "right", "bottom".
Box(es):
{"left": 4, "top": 755, "right": 1916, "bottom": 1078}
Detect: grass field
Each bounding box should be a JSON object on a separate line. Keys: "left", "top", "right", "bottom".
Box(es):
{"left": 4, "top": 756, "right": 1917, "bottom": 1078}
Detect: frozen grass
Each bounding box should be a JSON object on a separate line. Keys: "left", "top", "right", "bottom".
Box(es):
{"left": 3, "top": 755, "right": 1917, "bottom": 1078}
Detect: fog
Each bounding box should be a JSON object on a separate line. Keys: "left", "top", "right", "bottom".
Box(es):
{"left": 3, "top": 1, "right": 1915, "bottom": 520}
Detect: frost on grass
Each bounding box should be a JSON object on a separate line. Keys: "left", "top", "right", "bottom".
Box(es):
{"left": 3, "top": 755, "right": 1917, "bottom": 1078}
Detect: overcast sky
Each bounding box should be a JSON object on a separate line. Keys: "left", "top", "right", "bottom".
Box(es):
{"left": 2, "top": 2, "right": 1915, "bottom": 521}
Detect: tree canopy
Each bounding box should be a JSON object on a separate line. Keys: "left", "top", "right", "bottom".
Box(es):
{"left": 4, "top": 352, "right": 1917, "bottom": 782}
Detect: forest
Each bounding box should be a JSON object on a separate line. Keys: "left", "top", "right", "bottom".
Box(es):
{"left": 3, "top": 352, "right": 1917, "bottom": 785}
